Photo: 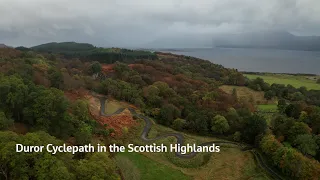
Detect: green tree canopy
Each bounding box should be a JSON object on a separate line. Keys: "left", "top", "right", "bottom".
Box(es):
{"left": 211, "top": 115, "right": 229, "bottom": 134}
{"left": 0, "top": 111, "right": 13, "bottom": 130}
{"left": 172, "top": 118, "right": 187, "bottom": 131}
{"left": 294, "top": 134, "right": 319, "bottom": 156}
{"left": 242, "top": 114, "right": 267, "bottom": 144}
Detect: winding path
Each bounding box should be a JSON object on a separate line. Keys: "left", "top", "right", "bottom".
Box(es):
{"left": 98, "top": 96, "right": 285, "bottom": 180}
{"left": 99, "top": 97, "right": 246, "bottom": 158}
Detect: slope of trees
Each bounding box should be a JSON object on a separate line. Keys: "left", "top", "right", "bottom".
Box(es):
{"left": 25, "top": 42, "right": 157, "bottom": 64}
{"left": 260, "top": 134, "right": 320, "bottom": 179}
{"left": 1, "top": 44, "right": 319, "bottom": 179}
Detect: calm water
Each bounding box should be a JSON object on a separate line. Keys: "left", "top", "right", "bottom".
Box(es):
{"left": 162, "top": 48, "right": 320, "bottom": 75}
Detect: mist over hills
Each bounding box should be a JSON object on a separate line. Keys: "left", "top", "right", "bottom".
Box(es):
{"left": 213, "top": 31, "right": 320, "bottom": 51}
{"left": 3, "top": 30, "right": 320, "bottom": 51}
{"left": 143, "top": 33, "right": 213, "bottom": 49}
{"left": 145, "top": 31, "right": 320, "bottom": 51}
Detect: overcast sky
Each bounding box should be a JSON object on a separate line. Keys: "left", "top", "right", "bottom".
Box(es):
{"left": 0, "top": 0, "right": 320, "bottom": 47}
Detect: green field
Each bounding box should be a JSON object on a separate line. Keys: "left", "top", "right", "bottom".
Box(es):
{"left": 257, "top": 104, "right": 278, "bottom": 126}
{"left": 257, "top": 104, "right": 278, "bottom": 112}
{"left": 116, "top": 152, "right": 190, "bottom": 180}
{"left": 245, "top": 74, "right": 320, "bottom": 90}
{"left": 105, "top": 100, "right": 125, "bottom": 114}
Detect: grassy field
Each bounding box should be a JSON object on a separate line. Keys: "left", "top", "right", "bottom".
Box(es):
{"left": 257, "top": 104, "right": 278, "bottom": 125}
{"left": 245, "top": 74, "right": 320, "bottom": 90}
{"left": 257, "top": 104, "right": 278, "bottom": 112}
{"left": 116, "top": 152, "right": 190, "bottom": 180}
{"left": 105, "top": 100, "right": 132, "bottom": 114}
{"left": 220, "top": 85, "right": 275, "bottom": 104}
{"left": 115, "top": 155, "right": 141, "bottom": 180}
{"left": 116, "top": 115, "right": 270, "bottom": 180}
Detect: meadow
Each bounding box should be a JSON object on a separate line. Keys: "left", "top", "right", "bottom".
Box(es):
{"left": 257, "top": 104, "right": 278, "bottom": 125}
{"left": 245, "top": 74, "right": 320, "bottom": 90}
{"left": 116, "top": 152, "right": 190, "bottom": 180}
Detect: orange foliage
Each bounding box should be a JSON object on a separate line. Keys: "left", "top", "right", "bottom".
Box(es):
{"left": 0, "top": 48, "right": 21, "bottom": 59}
{"left": 33, "top": 71, "right": 50, "bottom": 87}
{"left": 101, "top": 64, "right": 115, "bottom": 73}
{"left": 86, "top": 94, "right": 137, "bottom": 137}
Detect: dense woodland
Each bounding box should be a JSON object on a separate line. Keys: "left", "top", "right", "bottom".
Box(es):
{"left": 0, "top": 42, "right": 320, "bottom": 179}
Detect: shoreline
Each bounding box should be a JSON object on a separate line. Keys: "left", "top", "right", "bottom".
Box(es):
{"left": 155, "top": 50, "right": 320, "bottom": 76}
{"left": 240, "top": 71, "right": 319, "bottom": 76}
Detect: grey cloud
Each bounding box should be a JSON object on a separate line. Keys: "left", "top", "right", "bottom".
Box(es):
{"left": 0, "top": 0, "right": 319, "bottom": 47}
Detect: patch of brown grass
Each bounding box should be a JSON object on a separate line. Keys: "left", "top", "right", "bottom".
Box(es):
{"left": 9, "top": 123, "right": 28, "bottom": 134}
{"left": 219, "top": 85, "right": 275, "bottom": 105}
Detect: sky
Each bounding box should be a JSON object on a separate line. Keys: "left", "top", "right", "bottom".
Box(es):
{"left": 0, "top": 0, "right": 320, "bottom": 47}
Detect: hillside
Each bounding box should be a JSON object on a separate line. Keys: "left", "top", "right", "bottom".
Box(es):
{"left": 25, "top": 42, "right": 157, "bottom": 63}
{"left": 1, "top": 42, "right": 320, "bottom": 179}
{"left": 31, "top": 42, "right": 96, "bottom": 52}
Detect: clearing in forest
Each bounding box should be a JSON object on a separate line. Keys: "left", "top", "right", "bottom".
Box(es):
{"left": 257, "top": 104, "right": 278, "bottom": 112}
{"left": 219, "top": 85, "right": 275, "bottom": 104}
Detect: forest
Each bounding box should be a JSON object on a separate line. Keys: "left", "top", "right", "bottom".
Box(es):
{"left": 0, "top": 42, "right": 320, "bottom": 179}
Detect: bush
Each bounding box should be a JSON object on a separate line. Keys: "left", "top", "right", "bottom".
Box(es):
{"left": 171, "top": 118, "right": 186, "bottom": 131}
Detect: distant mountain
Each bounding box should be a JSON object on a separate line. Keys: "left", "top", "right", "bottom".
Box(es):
{"left": 212, "top": 31, "right": 320, "bottom": 51}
